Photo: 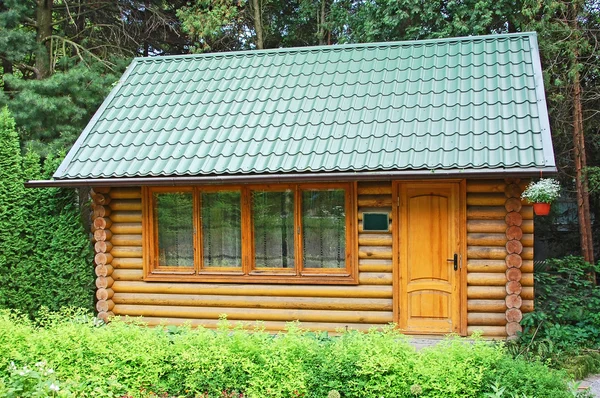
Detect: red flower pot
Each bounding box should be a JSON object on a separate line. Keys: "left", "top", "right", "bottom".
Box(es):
{"left": 533, "top": 202, "right": 551, "bottom": 216}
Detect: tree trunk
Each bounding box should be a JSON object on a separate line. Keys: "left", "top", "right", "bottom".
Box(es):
{"left": 319, "top": 0, "right": 326, "bottom": 45}
{"left": 571, "top": 1, "right": 595, "bottom": 266}
{"left": 252, "top": 0, "right": 264, "bottom": 49}
{"left": 35, "top": 0, "right": 53, "bottom": 79}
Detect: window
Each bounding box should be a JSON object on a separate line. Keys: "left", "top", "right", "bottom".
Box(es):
{"left": 143, "top": 184, "right": 356, "bottom": 284}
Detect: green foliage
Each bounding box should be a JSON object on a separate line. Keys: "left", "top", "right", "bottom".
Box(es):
{"left": 0, "top": 311, "right": 579, "bottom": 398}
{"left": 0, "top": 109, "right": 94, "bottom": 318}
{"left": 508, "top": 256, "right": 600, "bottom": 377}
{"left": 1, "top": 60, "right": 126, "bottom": 154}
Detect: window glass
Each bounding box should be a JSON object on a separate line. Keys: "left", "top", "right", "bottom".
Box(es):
{"left": 253, "top": 190, "right": 295, "bottom": 268}
{"left": 202, "top": 191, "right": 242, "bottom": 267}
{"left": 301, "top": 189, "right": 346, "bottom": 269}
{"left": 154, "top": 192, "right": 194, "bottom": 267}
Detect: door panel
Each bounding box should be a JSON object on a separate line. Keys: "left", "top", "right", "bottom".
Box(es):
{"left": 398, "top": 183, "right": 460, "bottom": 334}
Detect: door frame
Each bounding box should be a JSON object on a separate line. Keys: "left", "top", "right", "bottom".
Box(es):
{"left": 391, "top": 180, "right": 467, "bottom": 335}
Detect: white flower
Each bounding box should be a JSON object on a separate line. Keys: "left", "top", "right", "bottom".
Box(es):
{"left": 47, "top": 368, "right": 54, "bottom": 374}
{"left": 49, "top": 383, "right": 60, "bottom": 392}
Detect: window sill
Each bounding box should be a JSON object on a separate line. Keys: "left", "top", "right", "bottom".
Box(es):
{"left": 143, "top": 272, "right": 358, "bottom": 285}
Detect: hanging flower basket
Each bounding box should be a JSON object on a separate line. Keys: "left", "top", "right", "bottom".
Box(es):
{"left": 521, "top": 178, "right": 561, "bottom": 216}
{"left": 532, "top": 202, "right": 551, "bottom": 216}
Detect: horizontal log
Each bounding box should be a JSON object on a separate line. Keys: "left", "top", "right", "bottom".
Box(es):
{"left": 521, "top": 206, "right": 533, "bottom": 220}
{"left": 467, "top": 219, "right": 533, "bottom": 233}
{"left": 505, "top": 226, "right": 523, "bottom": 241}
{"left": 467, "top": 299, "right": 506, "bottom": 313}
{"left": 93, "top": 217, "right": 112, "bottom": 230}
{"left": 505, "top": 212, "right": 522, "bottom": 226}
{"left": 109, "top": 211, "right": 142, "bottom": 223}
{"left": 506, "top": 321, "right": 522, "bottom": 337}
{"left": 94, "top": 229, "right": 112, "bottom": 242}
{"left": 108, "top": 187, "right": 142, "bottom": 199}
{"left": 112, "top": 293, "right": 393, "bottom": 311}
{"left": 357, "top": 195, "right": 392, "bottom": 208}
{"left": 110, "top": 199, "right": 142, "bottom": 211}
{"left": 506, "top": 281, "right": 522, "bottom": 295}
{"left": 96, "top": 288, "right": 114, "bottom": 301}
{"left": 506, "top": 268, "right": 522, "bottom": 282}
{"left": 112, "top": 281, "right": 393, "bottom": 298}
{"left": 467, "top": 273, "right": 506, "bottom": 286}
{"left": 110, "top": 223, "right": 142, "bottom": 234}
{"left": 506, "top": 254, "right": 523, "bottom": 269}
{"left": 358, "top": 260, "right": 392, "bottom": 273}
{"left": 94, "top": 252, "right": 113, "bottom": 266}
{"left": 506, "top": 240, "right": 523, "bottom": 254}
{"left": 467, "top": 233, "right": 507, "bottom": 246}
{"left": 521, "top": 234, "right": 533, "bottom": 247}
{"left": 95, "top": 276, "right": 114, "bottom": 289}
{"left": 358, "top": 234, "right": 393, "bottom": 246}
{"left": 130, "top": 317, "right": 386, "bottom": 332}
{"left": 95, "top": 264, "right": 114, "bottom": 277}
{"left": 112, "top": 257, "right": 143, "bottom": 269}
{"left": 520, "top": 260, "right": 533, "bottom": 273}
{"left": 468, "top": 246, "right": 507, "bottom": 260}
{"left": 520, "top": 273, "right": 534, "bottom": 287}
{"left": 467, "top": 325, "right": 507, "bottom": 337}
{"left": 466, "top": 180, "right": 507, "bottom": 193}
{"left": 92, "top": 205, "right": 111, "bottom": 218}
{"left": 113, "top": 304, "right": 393, "bottom": 324}
{"left": 467, "top": 286, "right": 506, "bottom": 299}
{"left": 97, "top": 311, "right": 113, "bottom": 323}
{"left": 359, "top": 221, "right": 392, "bottom": 233}
{"left": 467, "top": 260, "right": 506, "bottom": 273}
{"left": 94, "top": 241, "right": 113, "bottom": 253}
{"left": 357, "top": 182, "right": 392, "bottom": 195}
{"left": 505, "top": 308, "right": 523, "bottom": 323}
{"left": 466, "top": 193, "right": 508, "bottom": 206}
{"left": 111, "top": 234, "right": 143, "bottom": 247}
{"left": 521, "top": 247, "right": 533, "bottom": 260}
{"left": 359, "top": 246, "right": 392, "bottom": 260}
{"left": 110, "top": 246, "right": 143, "bottom": 258}
{"left": 522, "top": 300, "right": 534, "bottom": 313}
{"left": 467, "top": 312, "right": 507, "bottom": 326}
{"left": 91, "top": 187, "right": 111, "bottom": 195}
{"left": 504, "top": 197, "right": 523, "bottom": 212}
{"left": 96, "top": 300, "right": 115, "bottom": 312}
{"left": 522, "top": 287, "right": 533, "bottom": 300}
{"left": 112, "top": 269, "right": 144, "bottom": 281}
{"left": 358, "top": 272, "right": 393, "bottom": 285}
{"left": 467, "top": 206, "right": 507, "bottom": 220}
{"left": 505, "top": 294, "right": 522, "bottom": 309}
{"left": 92, "top": 193, "right": 111, "bottom": 206}
{"left": 504, "top": 184, "right": 521, "bottom": 199}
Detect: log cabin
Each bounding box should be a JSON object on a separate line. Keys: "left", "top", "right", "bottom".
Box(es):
{"left": 29, "top": 32, "right": 556, "bottom": 338}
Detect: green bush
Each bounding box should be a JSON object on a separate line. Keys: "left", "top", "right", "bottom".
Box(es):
{"left": 0, "top": 108, "right": 94, "bottom": 318}
{"left": 0, "top": 310, "right": 582, "bottom": 398}
{"left": 510, "top": 256, "right": 600, "bottom": 375}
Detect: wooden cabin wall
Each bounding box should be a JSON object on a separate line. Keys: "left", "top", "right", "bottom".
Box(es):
{"left": 91, "top": 183, "right": 394, "bottom": 332}
{"left": 465, "top": 179, "right": 533, "bottom": 338}
{"left": 91, "top": 179, "right": 533, "bottom": 337}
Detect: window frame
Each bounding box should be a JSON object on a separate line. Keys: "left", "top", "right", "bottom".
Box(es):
{"left": 142, "top": 183, "right": 357, "bottom": 284}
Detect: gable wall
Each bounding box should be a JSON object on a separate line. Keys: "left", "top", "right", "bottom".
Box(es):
{"left": 91, "top": 179, "right": 533, "bottom": 337}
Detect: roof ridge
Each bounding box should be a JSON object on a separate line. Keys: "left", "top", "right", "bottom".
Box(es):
{"left": 132, "top": 32, "right": 537, "bottom": 63}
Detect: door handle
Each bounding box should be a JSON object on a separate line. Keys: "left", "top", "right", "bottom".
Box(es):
{"left": 447, "top": 254, "right": 458, "bottom": 271}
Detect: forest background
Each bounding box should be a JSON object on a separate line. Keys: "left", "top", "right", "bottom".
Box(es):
{"left": 1, "top": 0, "right": 600, "bottom": 317}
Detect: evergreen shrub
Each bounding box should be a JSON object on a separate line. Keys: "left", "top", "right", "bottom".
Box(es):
{"left": 0, "top": 108, "right": 94, "bottom": 318}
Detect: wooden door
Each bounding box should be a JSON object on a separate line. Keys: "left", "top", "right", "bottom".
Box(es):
{"left": 398, "top": 182, "right": 461, "bottom": 334}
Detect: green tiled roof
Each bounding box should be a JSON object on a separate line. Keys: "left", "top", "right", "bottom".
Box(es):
{"left": 54, "top": 32, "right": 555, "bottom": 180}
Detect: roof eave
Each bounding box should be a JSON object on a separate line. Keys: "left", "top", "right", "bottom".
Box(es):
{"left": 27, "top": 166, "right": 558, "bottom": 188}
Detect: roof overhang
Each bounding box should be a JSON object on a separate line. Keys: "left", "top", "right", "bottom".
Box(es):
{"left": 27, "top": 166, "right": 558, "bottom": 188}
